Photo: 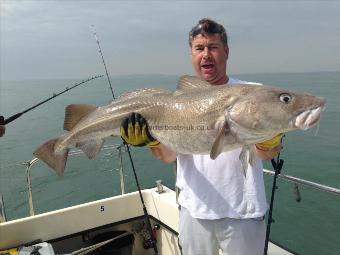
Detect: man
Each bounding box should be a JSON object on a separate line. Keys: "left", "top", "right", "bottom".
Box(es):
{"left": 0, "top": 126, "right": 5, "bottom": 137}
{"left": 121, "top": 18, "right": 282, "bottom": 255}
{"left": 0, "top": 116, "right": 5, "bottom": 137}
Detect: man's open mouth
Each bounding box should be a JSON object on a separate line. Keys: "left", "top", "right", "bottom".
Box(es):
{"left": 201, "top": 63, "right": 214, "bottom": 70}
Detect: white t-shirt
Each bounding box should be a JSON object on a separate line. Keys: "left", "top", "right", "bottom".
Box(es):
{"left": 176, "top": 78, "right": 267, "bottom": 220}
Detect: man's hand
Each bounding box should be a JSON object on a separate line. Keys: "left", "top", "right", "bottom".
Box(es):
{"left": 0, "top": 125, "right": 5, "bottom": 137}
{"left": 0, "top": 116, "right": 5, "bottom": 137}
{"left": 255, "top": 133, "right": 284, "bottom": 160}
{"left": 120, "top": 112, "right": 160, "bottom": 147}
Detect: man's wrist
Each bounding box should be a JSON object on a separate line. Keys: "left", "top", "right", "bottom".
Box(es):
{"left": 147, "top": 140, "right": 161, "bottom": 148}
{"left": 255, "top": 144, "right": 272, "bottom": 151}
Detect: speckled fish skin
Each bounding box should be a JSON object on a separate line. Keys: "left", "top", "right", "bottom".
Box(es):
{"left": 33, "top": 75, "right": 325, "bottom": 175}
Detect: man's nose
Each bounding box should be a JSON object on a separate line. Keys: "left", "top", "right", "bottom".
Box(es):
{"left": 203, "top": 47, "right": 211, "bottom": 59}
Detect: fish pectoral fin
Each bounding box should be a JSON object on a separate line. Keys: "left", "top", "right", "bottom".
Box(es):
{"left": 64, "top": 104, "right": 98, "bottom": 131}
{"left": 76, "top": 139, "right": 104, "bottom": 159}
{"left": 33, "top": 138, "right": 69, "bottom": 177}
{"left": 210, "top": 120, "right": 230, "bottom": 159}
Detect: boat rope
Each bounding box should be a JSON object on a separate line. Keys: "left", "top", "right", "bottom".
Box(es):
{"left": 71, "top": 232, "right": 131, "bottom": 255}
{"left": 91, "top": 26, "right": 158, "bottom": 254}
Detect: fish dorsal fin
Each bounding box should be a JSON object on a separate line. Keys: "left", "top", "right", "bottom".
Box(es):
{"left": 64, "top": 104, "right": 97, "bottom": 131}
{"left": 119, "top": 88, "right": 171, "bottom": 100}
{"left": 177, "top": 75, "right": 214, "bottom": 91}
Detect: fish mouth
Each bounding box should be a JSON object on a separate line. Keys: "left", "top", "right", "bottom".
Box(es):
{"left": 294, "top": 105, "right": 325, "bottom": 130}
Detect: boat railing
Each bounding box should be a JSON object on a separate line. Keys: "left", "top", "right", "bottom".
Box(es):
{"left": 1, "top": 145, "right": 340, "bottom": 222}
{"left": 21, "top": 144, "right": 125, "bottom": 219}
{"left": 263, "top": 169, "right": 340, "bottom": 196}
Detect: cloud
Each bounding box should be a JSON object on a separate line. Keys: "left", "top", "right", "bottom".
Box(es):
{"left": 1, "top": 1, "right": 339, "bottom": 80}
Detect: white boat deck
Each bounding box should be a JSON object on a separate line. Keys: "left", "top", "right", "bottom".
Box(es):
{"left": 0, "top": 186, "right": 293, "bottom": 255}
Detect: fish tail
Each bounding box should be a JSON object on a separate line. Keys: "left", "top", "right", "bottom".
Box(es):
{"left": 33, "top": 138, "right": 69, "bottom": 176}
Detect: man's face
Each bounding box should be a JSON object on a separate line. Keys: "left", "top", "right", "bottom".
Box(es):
{"left": 191, "top": 33, "right": 228, "bottom": 85}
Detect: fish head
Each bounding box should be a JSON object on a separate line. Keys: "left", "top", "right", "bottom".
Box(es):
{"left": 226, "top": 84, "right": 326, "bottom": 142}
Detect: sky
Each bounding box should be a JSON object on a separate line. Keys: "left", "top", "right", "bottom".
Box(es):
{"left": 0, "top": 0, "right": 339, "bottom": 80}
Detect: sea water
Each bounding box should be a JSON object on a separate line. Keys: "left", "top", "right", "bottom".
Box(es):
{"left": 0, "top": 72, "right": 339, "bottom": 255}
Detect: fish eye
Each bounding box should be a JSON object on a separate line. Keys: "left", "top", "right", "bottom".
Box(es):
{"left": 279, "top": 93, "right": 292, "bottom": 104}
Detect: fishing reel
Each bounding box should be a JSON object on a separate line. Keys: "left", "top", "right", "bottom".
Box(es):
{"left": 132, "top": 220, "right": 160, "bottom": 250}
{"left": 142, "top": 224, "right": 160, "bottom": 249}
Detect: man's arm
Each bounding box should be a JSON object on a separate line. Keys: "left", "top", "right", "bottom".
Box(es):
{"left": 255, "top": 133, "right": 284, "bottom": 160}
{"left": 150, "top": 144, "right": 177, "bottom": 163}
{"left": 255, "top": 144, "right": 282, "bottom": 160}
{"left": 0, "top": 116, "right": 5, "bottom": 137}
{"left": 0, "top": 125, "right": 5, "bottom": 137}
{"left": 120, "top": 113, "right": 283, "bottom": 163}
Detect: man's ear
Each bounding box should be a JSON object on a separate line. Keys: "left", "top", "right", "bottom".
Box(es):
{"left": 225, "top": 46, "right": 229, "bottom": 58}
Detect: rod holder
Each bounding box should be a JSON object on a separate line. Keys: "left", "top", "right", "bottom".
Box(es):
{"left": 156, "top": 180, "right": 164, "bottom": 194}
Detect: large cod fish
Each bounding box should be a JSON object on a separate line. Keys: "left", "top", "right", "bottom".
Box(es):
{"left": 33, "top": 75, "right": 325, "bottom": 176}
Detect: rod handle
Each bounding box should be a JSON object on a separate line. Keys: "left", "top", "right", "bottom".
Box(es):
{"left": 4, "top": 112, "right": 23, "bottom": 124}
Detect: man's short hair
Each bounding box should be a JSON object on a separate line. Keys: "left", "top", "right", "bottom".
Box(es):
{"left": 189, "top": 18, "right": 228, "bottom": 48}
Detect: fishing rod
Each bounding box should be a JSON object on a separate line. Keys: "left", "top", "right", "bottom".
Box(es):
{"left": 0, "top": 75, "right": 103, "bottom": 125}
{"left": 91, "top": 26, "right": 159, "bottom": 254}
{"left": 91, "top": 25, "right": 115, "bottom": 99}
{"left": 263, "top": 136, "right": 285, "bottom": 255}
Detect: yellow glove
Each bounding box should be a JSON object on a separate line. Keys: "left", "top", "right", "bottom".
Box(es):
{"left": 0, "top": 248, "right": 18, "bottom": 255}
{"left": 256, "top": 133, "right": 284, "bottom": 151}
{"left": 120, "top": 112, "right": 160, "bottom": 147}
